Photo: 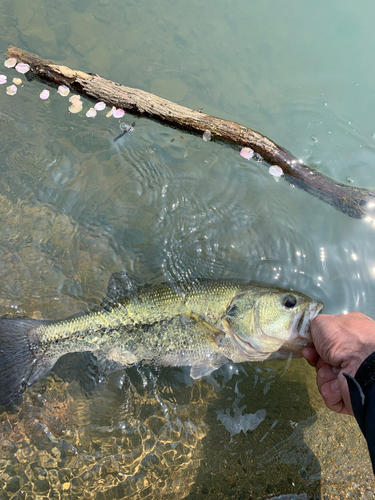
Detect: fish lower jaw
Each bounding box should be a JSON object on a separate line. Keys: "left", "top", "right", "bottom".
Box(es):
{"left": 291, "top": 307, "right": 315, "bottom": 345}
{"left": 290, "top": 301, "right": 322, "bottom": 348}
{"left": 293, "top": 301, "right": 323, "bottom": 340}
{"left": 222, "top": 322, "right": 279, "bottom": 362}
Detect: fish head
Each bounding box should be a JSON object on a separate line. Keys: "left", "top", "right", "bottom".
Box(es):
{"left": 222, "top": 286, "right": 323, "bottom": 360}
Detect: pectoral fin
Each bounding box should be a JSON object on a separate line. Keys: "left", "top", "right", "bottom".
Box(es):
{"left": 181, "top": 313, "right": 229, "bottom": 378}
{"left": 154, "top": 313, "right": 228, "bottom": 376}
{"left": 186, "top": 312, "right": 225, "bottom": 341}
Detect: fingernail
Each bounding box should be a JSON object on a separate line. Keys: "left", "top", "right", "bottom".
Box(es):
{"left": 331, "top": 379, "right": 339, "bottom": 392}
{"left": 332, "top": 367, "right": 340, "bottom": 375}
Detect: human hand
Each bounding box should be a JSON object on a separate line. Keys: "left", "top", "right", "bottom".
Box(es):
{"left": 303, "top": 313, "right": 375, "bottom": 416}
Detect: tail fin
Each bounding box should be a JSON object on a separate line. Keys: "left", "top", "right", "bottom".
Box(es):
{"left": 0, "top": 318, "right": 54, "bottom": 405}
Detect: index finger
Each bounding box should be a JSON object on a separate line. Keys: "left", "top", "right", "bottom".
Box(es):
{"left": 302, "top": 346, "right": 319, "bottom": 367}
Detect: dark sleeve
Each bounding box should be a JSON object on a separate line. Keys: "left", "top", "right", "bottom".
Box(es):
{"left": 344, "top": 351, "right": 375, "bottom": 473}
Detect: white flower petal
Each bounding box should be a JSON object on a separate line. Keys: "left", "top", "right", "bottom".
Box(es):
{"left": 68, "top": 102, "right": 83, "bottom": 113}
{"left": 94, "top": 101, "right": 106, "bottom": 111}
{"left": 240, "top": 147, "right": 254, "bottom": 160}
{"left": 6, "top": 84, "right": 17, "bottom": 95}
{"left": 4, "top": 58, "right": 17, "bottom": 68}
{"left": 86, "top": 107, "right": 97, "bottom": 118}
{"left": 58, "top": 85, "right": 70, "bottom": 97}
{"left": 40, "top": 89, "right": 50, "bottom": 100}
{"left": 106, "top": 106, "right": 115, "bottom": 117}
{"left": 113, "top": 108, "right": 125, "bottom": 118}
{"left": 69, "top": 94, "right": 82, "bottom": 103}
{"left": 15, "top": 63, "right": 30, "bottom": 74}
{"left": 269, "top": 165, "right": 284, "bottom": 177}
{"left": 203, "top": 130, "right": 211, "bottom": 142}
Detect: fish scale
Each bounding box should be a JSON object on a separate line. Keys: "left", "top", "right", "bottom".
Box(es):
{"left": 0, "top": 272, "right": 323, "bottom": 405}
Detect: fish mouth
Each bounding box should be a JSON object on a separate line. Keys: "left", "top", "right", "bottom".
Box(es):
{"left": 289, "top": 300, "right": 324, "bottom": 349}
{"left": 312, "top": 300, "right": 324, "bottom": 317}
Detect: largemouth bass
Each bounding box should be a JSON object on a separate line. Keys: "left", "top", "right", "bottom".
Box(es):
{"left": 0, "top": 271, "right": 323, "bottom": 405}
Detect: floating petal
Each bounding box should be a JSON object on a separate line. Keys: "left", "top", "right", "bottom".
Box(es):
{"left": 94, "top": 101, "right": 106, "bottom": 111}
{"left": 240, "top": 147, "right": 254, "bottom": 160}
{"left": 15, "top": 63, "right": 30, "bottom": 74}
{"left": 40, "top": 89, "right": 50, "bottom": 100}
{"left": 0, "top": 75, "right": 7, "bottom": 84}
{"left": 269, "top": 165, "right": 284, "bottom": 177}
{"left": 203, "top": 130, "right": 211, "bottom": 142}
{"left": 106, "top": 106, "right": 115, "bottom": 117}
{"left": 68, "top": 102, "right": 83, "bottom": 113}
{"left": 6, "top": 84, "right": 17, "bottom": 96}
{"left": 4, "top": 58, "right": 17, "bottom": 68}
{"left": 69, "top": 94, "right": 81, "bottom": 103}
{"left": 58, "top": 85, "right": 70, "bottom": 97}
{"left": 86, "top": 107, "right": 97, "bottom": 118}
{"left": 12, "top": 78, "right": 22, "bottom": 85}
{"left": 113, "top": 108, "right": 125, "bottom": 118}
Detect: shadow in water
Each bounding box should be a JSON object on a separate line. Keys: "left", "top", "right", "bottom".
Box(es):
{"left": 186, "top": 360, "right": 322, "bottom": 500}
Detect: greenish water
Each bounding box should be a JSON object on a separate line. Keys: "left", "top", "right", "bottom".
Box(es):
{"left": 1, "top": 0, "right": 375, "bottom": 498}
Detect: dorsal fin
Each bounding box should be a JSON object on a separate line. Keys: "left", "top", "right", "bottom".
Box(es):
{"left": 101, "top": 271, "right": 146, "bottom": 309}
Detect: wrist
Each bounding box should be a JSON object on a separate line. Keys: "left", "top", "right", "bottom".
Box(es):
{"left": 344, "top": 351, "right": 375, "bottom": 432}
{"left": 340, "top": 345, "right": 375, "bottom": 378}
{"left": 354, "top": 351, "right": 375, "bottom": 393}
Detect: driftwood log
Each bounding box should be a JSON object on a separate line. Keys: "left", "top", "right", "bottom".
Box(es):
{"left": 5, "top": 45, "right": 375, "bottom": 220}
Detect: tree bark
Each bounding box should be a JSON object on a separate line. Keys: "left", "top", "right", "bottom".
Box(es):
{"left": 5, "top": 45, "right": 375, "bottom": 220}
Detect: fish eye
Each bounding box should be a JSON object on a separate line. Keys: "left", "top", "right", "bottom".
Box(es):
{"left": 283, "top": 294, "right": 297, "bottom": 309}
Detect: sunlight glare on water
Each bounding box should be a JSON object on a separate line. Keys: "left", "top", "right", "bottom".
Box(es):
{"left": 1, "top": 0, "right": 375, "bottom": 498}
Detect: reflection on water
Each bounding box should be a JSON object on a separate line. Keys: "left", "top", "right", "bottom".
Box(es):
{"left": 1, "top": 73, "right": 375, "bottom": 498}
{"left": 0, "top": 82, "right": 374, "bottom": 497}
